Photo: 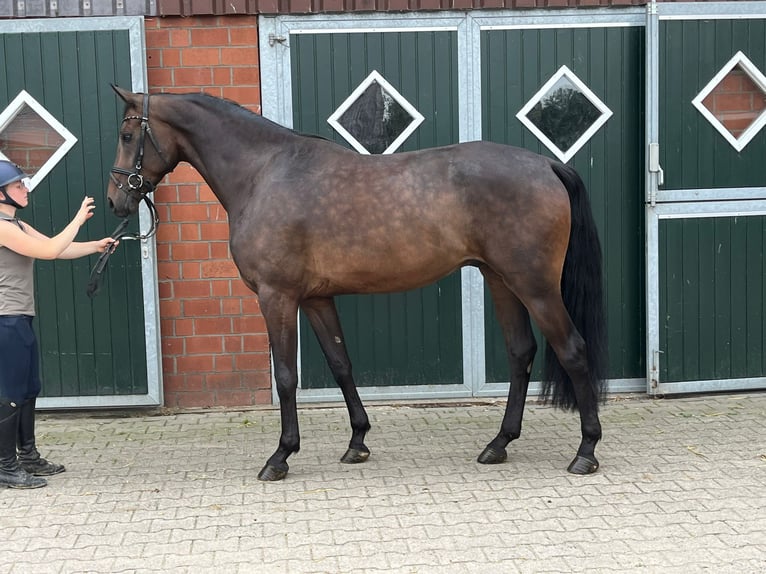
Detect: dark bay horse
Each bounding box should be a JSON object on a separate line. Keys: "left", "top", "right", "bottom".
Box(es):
{"left": 107, "top": 86, "right": 607, "bottom": 481}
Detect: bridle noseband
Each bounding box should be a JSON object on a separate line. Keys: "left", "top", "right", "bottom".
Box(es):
{"left": 91, "top": 93, "right": 169, "bottom": 298}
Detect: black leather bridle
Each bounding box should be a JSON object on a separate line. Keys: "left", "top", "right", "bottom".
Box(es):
{"left": 88, "top": 94, "right": 167, "bottom": 298}
{"left": 109, "top": 92, "right": 166, "bottom": 238}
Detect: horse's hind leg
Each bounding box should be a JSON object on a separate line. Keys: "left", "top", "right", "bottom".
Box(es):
{"left": 477, "top": 267, "right": 537, "bottom": 465}
{"left": 524, "top": 294, "right": 602, "bottom": 474}
{"left": 301, "top": 297, "right": 371, "bottom": 464}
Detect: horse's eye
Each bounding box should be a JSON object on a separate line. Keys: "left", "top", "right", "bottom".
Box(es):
{"left": 121, "top": 132, "right": 133, "bottom": 143}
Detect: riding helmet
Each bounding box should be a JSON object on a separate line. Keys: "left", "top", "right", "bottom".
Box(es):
{"left": 0, "top": 160, "right": 29, "bottom": 188}
{"left": 0, "top": 160, "right": 30, "bottom": 209}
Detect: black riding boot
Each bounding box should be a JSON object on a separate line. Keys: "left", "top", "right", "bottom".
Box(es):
{"left": 17, "top": 398, "right": 65, "bottom": 476}
{"left": 0, "top": 401, "right": 46, "bottom": 489}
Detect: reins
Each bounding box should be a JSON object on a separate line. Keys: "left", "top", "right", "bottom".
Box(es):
{"left": 88, "top": 94, "right": 164, "bottom": 298}
{"left": 85, "top": 198, "right": 159, "bottom": 298}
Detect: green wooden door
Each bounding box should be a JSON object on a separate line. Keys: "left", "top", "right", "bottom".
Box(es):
{"left": 648, "top": 8, "right": 766, "bottom": 394}
{"left": 481, "top": 25, "right": 646, "bottom": 392}
{"left": 0, "top": 19, "right": 159, "bottom": 407}
{"left": 290, "top": 31, "right": 465, "bottom": 395}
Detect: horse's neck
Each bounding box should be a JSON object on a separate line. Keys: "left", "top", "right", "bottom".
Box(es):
{"left": 171, "top": 104, "right": 290, "bottom": 214}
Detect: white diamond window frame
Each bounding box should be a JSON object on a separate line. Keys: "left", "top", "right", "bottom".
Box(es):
{"left": 0, "top": 90, "right": 78, "bottom": 191}
{"left": 327, "top": 70, "right": 425, "bottom": 155}
{"left": 691, "top": 50, "right": 766, "bottom": 153}
{"left": 516, "top": 65, "right": 613, "bottom": 163}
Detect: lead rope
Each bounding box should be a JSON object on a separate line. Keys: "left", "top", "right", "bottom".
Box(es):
{"left": 86, "top": 195, "right": 159, "bottom": 298}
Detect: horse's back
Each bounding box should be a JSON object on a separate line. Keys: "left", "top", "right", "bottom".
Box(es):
{"left": 232, "top": 137, "right": 571, "bottom": 297}
{"left": 413, "top": 141, "right": 571, "bottom": 236}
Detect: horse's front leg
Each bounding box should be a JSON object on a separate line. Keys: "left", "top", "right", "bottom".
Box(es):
{"left": 257, "top": 289, "right": 300, "bottom": 482}
{"left": 301, "top": 297, "right": 371, "bottom": 464}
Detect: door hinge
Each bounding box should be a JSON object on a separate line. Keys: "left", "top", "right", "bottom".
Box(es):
{"left": 648, "top": 142, "right": 664, "bottom": 206}
{"left": 268, "top": 34, "right": 288, "bottom": 48}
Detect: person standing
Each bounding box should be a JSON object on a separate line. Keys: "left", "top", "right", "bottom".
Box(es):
{"left": 0, "top": 160, "right": 117, "bottom": 489}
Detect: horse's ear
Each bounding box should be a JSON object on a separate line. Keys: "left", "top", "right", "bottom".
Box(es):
{"left": 111, "top": 84, "right": 134, "bottom": 104}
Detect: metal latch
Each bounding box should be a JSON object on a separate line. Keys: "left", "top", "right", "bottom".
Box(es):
{"left": 648, "top": 142, "right": 664, "bottom": 205}
{"left": 650, "top": 348, "right": 664, "bottom": 390}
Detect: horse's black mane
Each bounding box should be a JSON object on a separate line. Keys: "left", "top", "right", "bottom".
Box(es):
{"left": 173, "top": 91, "right": 333, "bottom": 143}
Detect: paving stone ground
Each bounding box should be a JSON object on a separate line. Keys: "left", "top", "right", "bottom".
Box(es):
{"left": 1, "top": 393, "right": 765, "bottom": 573}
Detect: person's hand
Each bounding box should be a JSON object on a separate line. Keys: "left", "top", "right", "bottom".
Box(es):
{"left": 95, "top": 237, "right": 119, "bottom": 253}
{"left": 74, "top": 196, "right": 96, "bottom": 226}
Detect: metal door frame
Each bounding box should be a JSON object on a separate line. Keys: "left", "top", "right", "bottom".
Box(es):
{"left": 260, "top": 12, "right": 479, "bottom": 403}
{"left": 645, "top": 1, "right": 766, "bottom": 395}
{"left": 260, "top": 8, "right": 646, "bottom": 403}
{"left": 467, "top": 9, "right": 646, "bottom": 399}
{"left": 0, "top": 16, "right": 162, "bottom": 408}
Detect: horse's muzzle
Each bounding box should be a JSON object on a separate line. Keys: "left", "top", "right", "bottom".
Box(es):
{"left": 109, "top": 195, "right": 135, "bottom": 218}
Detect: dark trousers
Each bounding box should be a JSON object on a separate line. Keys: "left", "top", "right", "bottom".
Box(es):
{"left": 0, "top": 315, "right": 41, "bottom": 404}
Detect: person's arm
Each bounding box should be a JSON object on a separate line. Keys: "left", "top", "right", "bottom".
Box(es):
{"left": 0, "top": 196, "right": 97, "bottom": 260}
{"left": 58, "top": 237, "right": 117, "bottom": 259}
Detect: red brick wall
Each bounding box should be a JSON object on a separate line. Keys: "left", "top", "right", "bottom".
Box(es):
{"left": 702, "top": 67, "right": 766, "bottom": 138}
{"left": 144, "top": 16, "right": 272, "bottom": 408}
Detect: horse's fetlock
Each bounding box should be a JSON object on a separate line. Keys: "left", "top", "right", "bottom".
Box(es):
{"left": 502, "top": 431, "right": 521, "bottom": 444}
{"left": 353, "top": 419, "right": 371, "bottom": 433}
{"left": 279, "top": 438, "right": 300, "bottom": 454}
{"left": 581, "top": 425, "right": 602, "bottom": 445}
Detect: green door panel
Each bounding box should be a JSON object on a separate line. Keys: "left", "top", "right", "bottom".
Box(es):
{"left": 0, "top": 29, "right": 147, "bottom": 398}
{"left": 659, "top": 216, "right": 766, "bottom": 383}
{"left": 660, "top": 19, "right": 766, "bottom": 190}
{"left": 655, "top": 13, "right": 766, "bottom": 391}
{"left": 290, "top": 31, "right": 464, "bottom": 389}
{"left": 481, "top": 26, "right": 646, "bottom": 383}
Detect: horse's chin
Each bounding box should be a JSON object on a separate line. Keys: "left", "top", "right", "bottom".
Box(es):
{"left": 111, "top": 204, "right": 132, "bottom": 218}
{"left": 109, "top": 196, "right": 138, "bottom": 218}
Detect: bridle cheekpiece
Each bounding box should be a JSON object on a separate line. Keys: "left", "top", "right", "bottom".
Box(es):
{"left": 109, "top": 93, "right": 167, "bottom": 240}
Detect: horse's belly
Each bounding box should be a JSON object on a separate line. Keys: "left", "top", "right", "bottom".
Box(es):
{"left": 304, "top": 218, "right": 473, "bottom": 295}
{"left": 313, "top": 256, "right": 463, "bottom": 295}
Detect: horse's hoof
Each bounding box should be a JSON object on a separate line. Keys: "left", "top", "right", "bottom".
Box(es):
{"left": 477, "top": 445, "right": 507, "bottom": 465}
{"left": 340, "top": 447, "right": 370, "bottom": 464}
{"left": 567, "top": 455, "right": 599, "bottom": 475}
{"left": 257, "top": 463, "right": 288, "bottom": 481}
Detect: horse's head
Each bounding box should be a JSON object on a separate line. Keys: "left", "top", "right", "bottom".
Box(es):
{"left": 108, "top": 85, "right": 177, "bottom": 217}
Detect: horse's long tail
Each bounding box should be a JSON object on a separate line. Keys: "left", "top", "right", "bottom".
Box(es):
{"left": 542, "top": 162, "right": 608, "bottom": 411}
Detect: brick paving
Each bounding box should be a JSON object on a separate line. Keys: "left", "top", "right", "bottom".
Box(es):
{"left": 1, "top": 393, "right": 764, "bottom": 573}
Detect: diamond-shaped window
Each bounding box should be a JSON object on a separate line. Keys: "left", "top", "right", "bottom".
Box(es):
{"left": 517, "top": 65, "right": 612, "bottom": 163}
{"left": 0, "top": 90, "right": 77, "bottom": 191}
{"left": 692, "top": 51, "right": 766, "bottom": 152}
{"left": 328, "top": 70, "right": 424, "bottom": 155}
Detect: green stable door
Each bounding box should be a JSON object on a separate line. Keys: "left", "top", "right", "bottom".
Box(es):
{"left": 481, "top": 25, "right": 647, "bottom": 391}
{"left": 290, "top": 31, "right": 465, "bottom": 396}
{"left": 648, "top": 10, "right": 766, "bottom": 394}
{"left": 0, "top": 19, "right": 159, "bottom": 407}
